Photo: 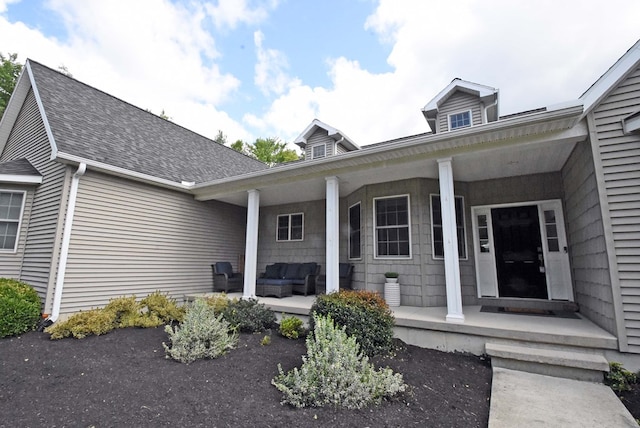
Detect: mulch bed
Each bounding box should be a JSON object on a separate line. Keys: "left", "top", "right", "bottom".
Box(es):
{"left": 1, "top": 327, "right": 492, "bottom": 427}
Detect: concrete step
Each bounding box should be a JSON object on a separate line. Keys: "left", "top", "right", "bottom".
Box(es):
{"left": 485, "top": 342, "right": 610, "bottom": 382}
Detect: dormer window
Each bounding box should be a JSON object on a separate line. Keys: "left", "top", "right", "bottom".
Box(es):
{"left": 312, "top": 144, "right": 326, "bottom": 159}
{"left": 449, "top": 110, "right": 472, "bottom": 130}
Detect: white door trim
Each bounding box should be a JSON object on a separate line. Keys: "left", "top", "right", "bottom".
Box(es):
{"left": 471, "top": 199, "right": 574, "bottom": 301}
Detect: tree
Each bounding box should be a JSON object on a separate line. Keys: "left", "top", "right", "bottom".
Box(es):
{"left": 0, "top": 53, "right": 23, "bottom": 119}
{"left": 213, "top": 130, "right": 227, "bottom": 145}
{"left": 233, "top": 137, "right": 299, "bottom": 166}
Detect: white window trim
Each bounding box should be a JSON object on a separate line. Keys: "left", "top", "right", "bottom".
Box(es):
{"left": 448, "top": 109, "right": 473, "bottom": 131}
{"left": 348, "top": 201, "right": 362, "bottom": 260}
{"left": 373, "top": 194, "right": 412, "bottom": 259}
{"left": 0, "top": 189, "right": 26, "bottom": 253}
{"left": 430, "top": 194, "right": 468, "bottom": 261}
{"left": 311, "top": 144, "right": 326, "bottom": 159}
{"left": 276, "top": 212, "right": 304, "bottom": 242}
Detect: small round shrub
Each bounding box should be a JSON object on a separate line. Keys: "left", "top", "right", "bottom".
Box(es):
{"left": 104, "top": 295, "right": 141, "bottom": 328}
{"left": 0, "top": 278, "right": 41, "bottom": 338}
{"left": 309, "top": 290, "right": 395, "bottom": 357}
{"left": 279, "top": 315, "right": 304, "bottom": 339}
{"left": 272, "top": 314, "right": 406, "bottom": 409}
{"left": 221, "top": 298, "right": 276, "bottom": 333}
{"left": 163, "top": 298, "right": 238, "bottom": 363}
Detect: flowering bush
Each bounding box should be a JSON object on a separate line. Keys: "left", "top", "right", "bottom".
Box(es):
{"left": 272, "top": 314, "right": 406, "bottom": 409}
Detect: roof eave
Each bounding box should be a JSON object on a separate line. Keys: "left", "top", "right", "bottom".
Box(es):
{"left": 192, "top": 103, "right": 584, "bottom": 200}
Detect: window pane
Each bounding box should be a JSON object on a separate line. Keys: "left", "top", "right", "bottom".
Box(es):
{"left": 291, "top": 214, "right": 303, "bottom": 227}
{"left": 544, "top": 210, "right": 556, "bottom": 223}
{"left": 0, "top": 222, "right": 17, "bottom": 250}
{"left": 546, "top": 224, "right": 557, "bottom": 238}
{"left": 548, "top": 238, "right": 559, "bottom": 252}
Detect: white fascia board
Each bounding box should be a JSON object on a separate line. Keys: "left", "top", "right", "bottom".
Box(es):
{"left": 423, "top": 79, "right": 498, "bottom": 113}
{"left": 192, "top": 103, "right": 584, "bottom": 196}
{"left": 55, "top": 152, "right": 192, "bottom": 192}
{"left": 580, "top": 39, "right": 640, "bottom": 119}
{"left": 0, "top": 175, "right": 43, "bottom": 184}
{"left": 23, "top": 61, "right": 59, "bottom": 160}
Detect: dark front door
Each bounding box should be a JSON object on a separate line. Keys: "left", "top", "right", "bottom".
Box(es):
{"left": 491, "top": 206, "right": 548, "bottom": 299}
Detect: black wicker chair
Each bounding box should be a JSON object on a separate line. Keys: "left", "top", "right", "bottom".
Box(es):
{"left": 212, "top": 262, "right": 243, "bottom": 293}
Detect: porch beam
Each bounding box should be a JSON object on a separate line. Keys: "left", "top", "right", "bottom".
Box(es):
{"left": 325, "top": 176, "right": 340, "bottom": 293}
{"left": 243, "top": 189, "right": 260, "bottom": 298}
{"left": 438, "top": 158, "right": 465, "bottom": 323}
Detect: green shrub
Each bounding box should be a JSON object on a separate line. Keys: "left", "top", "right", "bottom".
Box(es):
{"left": 606, "top": 362, "right": 638, "bottom": 392}
{"left": 310, "top": 290, "right": 395, "bottom": 357}
{"left": 279, "top": 315, "right": 304, "bottom": 339}
{"left": 163, "top": 298, "right": 238, "bottom": 363}
{"left": 0, "top": 278, "right": 41, "bottom": 338}
{"left": 46, "top": 309, "right": 116, "bottom": 339}
{"left": 272, "top": 314, "right": 406, "bottom": 409}
{"left": 104, "top": 295, "right": 141, "bottom": 328}
{"left": 203, "top": 293, "right": 231, "bottom": 313}
{"left": 46, "top": 291, "right": 185, "bottom": 339}
{"left": 139, "top": 291, "right": 185, "bottom": 325}
{"left": 221, "top": 298, "right": 276, "bottom": 333}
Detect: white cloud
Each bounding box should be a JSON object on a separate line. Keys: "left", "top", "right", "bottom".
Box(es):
{"left": 254, "top": 0, "right": 640, "bottom": 146}
{"left": 253, "top": 30, "right": 299, "bottom": 97}
{"left": 204, "top": 0, "right": 278, "bottom": 30}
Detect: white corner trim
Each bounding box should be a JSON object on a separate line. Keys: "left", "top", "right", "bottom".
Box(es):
{"left": 49, "top": 163, "right": 86, "bottom": 322}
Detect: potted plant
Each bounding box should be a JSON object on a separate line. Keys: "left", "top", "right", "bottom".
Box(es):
{"left": 384, "top": 272, "right": 399, "bottom": 284}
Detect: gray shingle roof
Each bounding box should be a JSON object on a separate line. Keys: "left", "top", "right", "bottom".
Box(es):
{"left": 0, "top": 158, "right": 41, "bottom": 176}
{"left": 28, "top": 61, "right": 267, "bottom": 184}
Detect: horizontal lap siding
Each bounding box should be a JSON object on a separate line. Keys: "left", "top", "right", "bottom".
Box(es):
{"left": 61, "top": 171, "right": 247, "bottom": 313}
{"left": 437, "top": 91, "right": 483, "bottom": 132}
{"left": 0, "top": 89, "right": 65, "bottom": 299}
{"left": 593, "top": 66, "right": 640, "bottom": 351}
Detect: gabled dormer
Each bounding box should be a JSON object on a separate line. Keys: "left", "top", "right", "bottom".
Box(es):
{"left": 294, "top": 119, "right": 360, "bottom": 160}
{"left": 422, "top": 79, "right": 499, "bottom": 133}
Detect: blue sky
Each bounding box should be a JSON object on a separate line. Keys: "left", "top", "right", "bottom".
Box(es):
{"left": 1, "top": 0, "right": 639, "bottom": 151}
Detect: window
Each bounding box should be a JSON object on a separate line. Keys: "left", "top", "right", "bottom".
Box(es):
{"left": 312, "top": 144, "right": 326, "bottom": 159}
{"left": 431, "top": 195, "right": 467, "bottom": 259}
{"left": 374, "top": 195, "right": 410, "bottom": 258}
{"left": 348, "top": 202, "right": 361, "bottom": 259}
{"left": 0, "top": 191, "right": 24, "bottom": 251}
{"left": 276, "top": 213, "right": 304, "bottom": 241}
{"left": 448, "top": 111, "right": 472, "bottom": 130}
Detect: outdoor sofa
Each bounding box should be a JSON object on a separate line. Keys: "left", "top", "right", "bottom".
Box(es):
{"left": 256, "top": 262, "right": 320, "bottom": 298}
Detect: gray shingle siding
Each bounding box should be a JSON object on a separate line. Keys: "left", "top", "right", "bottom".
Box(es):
{"left": 562, "top": 140, "right": 616, "bottom": 335}
{"left": 28, "top": 61, "right": 267, "bottom": 184}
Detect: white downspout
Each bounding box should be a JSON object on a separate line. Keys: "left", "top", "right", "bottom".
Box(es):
{"left": 483, "top": 96, "right": 499, "bottom": 124}
{"left": 49, "top": 163, "right": 86, "bottom": 322}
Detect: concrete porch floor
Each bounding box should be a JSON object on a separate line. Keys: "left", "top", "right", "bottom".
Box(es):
{"left": 188, "top": 292, "right": 620, "bottom": 360}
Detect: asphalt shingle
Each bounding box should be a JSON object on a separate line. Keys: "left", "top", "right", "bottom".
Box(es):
{"left": 28, "top": 61, "right": 268, "bottom": 184}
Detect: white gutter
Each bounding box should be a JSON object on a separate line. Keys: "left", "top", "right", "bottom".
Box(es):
{"left": 48, "top": 163, "right": 86, "bottom": 322}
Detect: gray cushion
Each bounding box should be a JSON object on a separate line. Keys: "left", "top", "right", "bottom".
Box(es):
{"left": 283, "top": 263, "right": 301, "bottom": 279}
{"left": 265, "top": 264, "right": 282, "bottom": 279}
{"left": 299, "top": 262, "right": 317, "bottom": 278}
{"left": 215, "top": 262, "right": 233, "bottom": 276}
{"left": 258, "top": 278, "right": 293, "bottom": 286}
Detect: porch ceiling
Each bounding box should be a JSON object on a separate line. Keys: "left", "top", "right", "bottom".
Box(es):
{"left": 192, "top": 106, "right": 587, "bottom": 207}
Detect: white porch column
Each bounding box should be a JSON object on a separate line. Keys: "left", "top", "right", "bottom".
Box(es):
{"left": 243, "top": 189, "right": 260, "bottom": 299}
{"left": 325, "top": 176, "right": 340, "bottom": 293}
{"left": 438, "top": 158, "right": 465, "bottom": 323}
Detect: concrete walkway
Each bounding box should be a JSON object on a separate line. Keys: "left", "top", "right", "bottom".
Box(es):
{"left": 489, "top": 368, "right": 637, "bottom": 427}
